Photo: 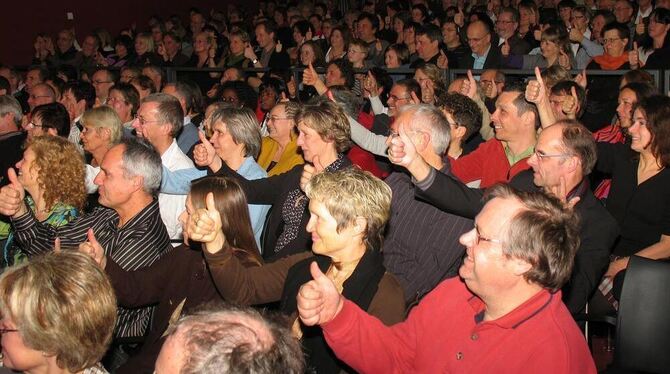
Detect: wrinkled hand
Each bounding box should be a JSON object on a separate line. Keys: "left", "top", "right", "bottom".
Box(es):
{"left": 0, "top": 168, "right": 26, "bottom": 217}
{"left": 460, "top": 70, "right": 478, "bottom": 99}
{"left": 297, "top": 262, "right": 345, "bottom": 326}
{"left": 193, "top": 131, "right": 217, "bottom": 168}
{"left": 302, "top": 63, "right": 319, "bottom": 87}
{"left": 300, "top": 156, "right": 324, "bottom": 192}
{"left": 525, "top": 67, "right": 548, "bottom": 105}
{"left": 189, "top": 192, "right": 225, "bottom": 253}
{"left": 386, "top": 122, "right": 418, "bottom": 167}
{"left": 78, "top": 228, "right": 107, "bottom": 269}
{"left": 547, "top": 176, "right": 581, "bottom": 210}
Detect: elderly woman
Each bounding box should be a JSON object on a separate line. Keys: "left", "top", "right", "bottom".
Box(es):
{"left": 0, "top": 251, "right": 116, "bottom": 374}
{"left": 83, "top": 176, "right": 261, "bottom": 373}
{"left": 203, "top": 98, "right": 352, "bottom": 262}
{"left": 189, "top": 168, "right": 405, "bottom": 374}
{"left": 129, "top": 32, "right": 161, "bottom": 66}
{"left": 80, "top": 106, "right": 123, "bottom": 194}
{"left": 256, "top": 101, "right": 304, "bottom": 176}
{"left": 596, "top": 95, "right": 670, "bottom": 300}
{"left": 1, "top": 136, "right": 86, "bottom": 268}
{"left": 105, "top": 82, "right": 139, "bottom": 132}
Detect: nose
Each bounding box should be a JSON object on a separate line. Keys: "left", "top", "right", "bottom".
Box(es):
{"left": 459, "top": 228, "right": 476, "bottom": 247}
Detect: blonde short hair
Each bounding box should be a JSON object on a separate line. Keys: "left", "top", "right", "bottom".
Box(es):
{"left": 81, "top": 106, "right": 123, "bottom": 144}
{"left": 295, "top": 98, "right": 352, "bottom": 153}
{"left": 0, "top": 251, "right": 117, "bottom": 372}
{"left": 305, "top": 168, "right": 391, "bottom": 251}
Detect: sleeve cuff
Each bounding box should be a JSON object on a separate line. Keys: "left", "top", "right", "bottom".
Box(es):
{"left": 412, "top": 167, "right": 436, "bottom": 191}
{"left": 11, "top": 209, "right": 36, "bottom": 231}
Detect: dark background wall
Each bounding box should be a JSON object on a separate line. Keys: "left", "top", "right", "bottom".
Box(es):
{"left": 0, "top": 0, "right": 252, "bottom": 67}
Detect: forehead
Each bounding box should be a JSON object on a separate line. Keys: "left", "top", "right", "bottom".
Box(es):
{"left": 139, "top": 102, "right": 160, "bottom": 115}
{"left": 603, "top": 29, "right": 621, "bottom": 38}
{"left": 101, "top": 145, "right": 124, "bottom": 170}
{"left": 467, "top": 23, "right": 486, "bottom": 36}
{"left": 480, "top": 70, "right": 496, "bottom": 80}
{"left": 477, "top": 197, "right": 521, "bottom": 234}
{"left": 497, "top": 91, "right": 520, "bottom": 108}
{"left": 390, "top": 84, "right": 408, "bottom": 95}
{"left": 619, "top": 88, "right": 637, "bottom": 100}
{"left": 537, "top": 125, "right": 564, "bottom": 149}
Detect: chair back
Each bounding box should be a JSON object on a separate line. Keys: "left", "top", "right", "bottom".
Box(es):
{"left": 614, "top": 256, "right": 670, "bottom": 373}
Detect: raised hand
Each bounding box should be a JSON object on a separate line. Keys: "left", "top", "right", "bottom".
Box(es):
{"left": 302, "top": 62, "right": 319, "bottom": 87}
{"left": 482, "top": 78, "right": 498, "bottom": 99}
{"left": 420, "top": 78, "right": 435, "bottom": 104}
{"left": 300, "top": 155, "right": 324, "bottom": 192}
{"left": 276, "top": 39, "right": 283, "bottom": 53}
{"left": 297, "top": 262, "right": 344, "bottom": 326}
{"left": 0, "top": 168, "right": 26, "bottom": 217}
{"left": 460, "top": 70, "right": 478, "bottom": 100}
{"left": 244, "top": 43, "right": 257, "bottom": 62}
{"left": 437, "top": 49, "right": 449, "bottom": 69}
{"left": 363, "top": 71, "right": 379, "bottom": 97}
{"left": 189, "top": 192, "right": 225, "bottom": 253}
{"left": 193, "top": 131, "right": 217, "bottom": 168}
{"left": 636, "top": 19, "right": 646, "bottom": 36}
{"left": 454, "top": 7, "right": 465, "bottom": 27}
{"left": 569, "top": 27, "right": 585, "bottom": 43}
{"left": 628, "top": 42, "right": 640, "bottom": 69}
{"left": 501, "top": 39, "right": 511, "bottom": 57}
{"left": 561, "top": 86, "right": 580, "bottom": 119}
{"left": 525, "top": 67, "right": 548, "bottom": 105}
{"left": 548, "top": 176, "right": 581, "bottom": 210}
{"left": 79, "top": 228, "right": 107, "bottom": 269}
{"left": 574, "top": 69, "right": 587, "bottom": 89}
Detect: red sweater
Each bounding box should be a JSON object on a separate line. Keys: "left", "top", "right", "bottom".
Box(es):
{"left": 450, "top": 138, "right": 530, "bottom": 188}
{"left": 322, "top": 278, "right": 596, "bottom": 374}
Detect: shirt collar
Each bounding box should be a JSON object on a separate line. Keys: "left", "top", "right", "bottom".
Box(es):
{"left": 468, "top": 288, "right": 555, "bottom": 329}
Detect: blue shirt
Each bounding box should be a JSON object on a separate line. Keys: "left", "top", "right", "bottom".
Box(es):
{"left": 160, "top": 157, "right": 271, "bottom": 250}
{"left": 472, "top": 45, "right": 491, "bottom": 70}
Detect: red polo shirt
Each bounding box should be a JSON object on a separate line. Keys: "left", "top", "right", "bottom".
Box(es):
{"left": 450, "top": 138, "right": 530, "bottom": 188}
{"left": 322, "top": 277, "right": 595, "bottom": 374}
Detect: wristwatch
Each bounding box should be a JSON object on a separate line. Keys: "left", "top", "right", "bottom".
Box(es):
{"left": 252, "top": 58, "right": 259, "bottom": 64}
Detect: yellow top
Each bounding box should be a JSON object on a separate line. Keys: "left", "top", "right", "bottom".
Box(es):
{"left": 257, "top": 133, "right": 305, "bottom": 176}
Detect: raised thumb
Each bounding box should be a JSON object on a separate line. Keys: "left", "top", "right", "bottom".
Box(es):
{"left": 205, "top": 192, "right": 216, "bottom": 212}
{"left": 309, "top": 261, "right": 327, "bottom": 282}
{"left": 87, "top": 228, "right": 98, "bottom": 245}
{"left": 7, "top": 168, "right": 20, "bottom": 186}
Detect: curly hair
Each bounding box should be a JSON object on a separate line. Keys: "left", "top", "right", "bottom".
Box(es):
{"left": 26, "top": 136, "right": 86, "bottom": 211}
{"left": 296, "top": 97, "right": 352, "bottom": 153}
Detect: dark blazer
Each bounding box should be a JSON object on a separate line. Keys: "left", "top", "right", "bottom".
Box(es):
{"left": 414, "top": 168, "right": 619, "bottom": 315}
{"left": 457, "top": 43, "right": 504, "bottom": 69}
{"left": 506, "top": 33, "right": 532, "bottom": 55}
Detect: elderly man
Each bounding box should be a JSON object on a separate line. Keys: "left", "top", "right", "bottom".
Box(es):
{"left": 132, "top": 93, "right": 193, "bottom": 243}
{"left": 495, "top": 8, "right": 531, "bottom": 55}
{"left": 459, "top": 20, "right": 503, "bottom": 69}
{"left": 161, "top": 82, "right": 199, "bottom": 156}
{"left": 388, "top": 119, "right": 618, "bottom": 315}
{"left": 0, "top": 137, "right": 171, "bottom": 341}
{"left": 297, "top": 182, "right": 596, "bottom": 373}
{"left": 155, "top": 305, "right": 305, "bottom": 374}
{"left": 91, "top": 68, "right": 116, "bottom": 106}
{"left": 27, "top": 83, "right": 56, "bottom": 111}
{"left": 50, "top": 29, "right": 79, "bottom": 68}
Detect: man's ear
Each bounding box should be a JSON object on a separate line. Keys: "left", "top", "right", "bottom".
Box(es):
{"left": 521, "top": 111, "right": 536, "bottom": 130}
{"left": 46, "top": 128, "right": 58, "bottom": 137}
{"left": 510, "top": 257, "right": 533, "bottom": 277}
{"left": 452, "top": 124, "right": 467, "bottom": 140}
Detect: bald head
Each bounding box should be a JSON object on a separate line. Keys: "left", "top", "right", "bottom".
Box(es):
{"left": 467, "top": 21, "right": 492, "bottom": 56}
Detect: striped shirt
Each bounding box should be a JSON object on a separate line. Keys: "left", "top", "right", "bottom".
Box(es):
{"left": 12, "top": 199, "right": 171, "bottom": 339}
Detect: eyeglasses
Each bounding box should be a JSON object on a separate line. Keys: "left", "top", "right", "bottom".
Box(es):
{"left": 29, "top": 94, "right": 51, "bottom": 100}
{"left": 26, "top": 122, "right": 44, "bottom": 129}
{"left": 133, "top": 114, "right": 161, "bottom": 126}
{"left": 389, "top": 94, "right": 411, "bottom": 101}
{"left": 92, "top": 80, "right": 112, "bottom": 85}
{"left": 496, "top": 20, "right": 514, "bottom": 25}
{"left": 603, "top": 38, "right": 621, "bottom": 44}
{"left": 106, "top": 96, "right": 128, "bottom": 105}
{"left": 474, "top": 225, "right": 503, "bottom": 246}
{"left": 533, "top": 150, "right": 572, "bottom": 161}
{"left": 0, "top": 328, "right": 18, "bottom": 334}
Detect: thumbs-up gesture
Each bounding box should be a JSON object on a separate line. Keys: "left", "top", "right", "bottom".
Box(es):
{"left": 574, "top": 69, "right": 587, "bottom": 89}
{"left": 525, "top": 67, "right": 548, "bottom": 105}
{"left": 79, "top": 228, "right": 107, "bottom": 269}
{"left": 501, "top": 39, "right": 511, "bottom": 56}
{"left": 437, "top": 49, "right": 449, "bottom": 69}
{"left": 0, "top": 168, "right": 27, "bottom": 217}
{"left": 276, "top": 39, "right": 283, "bottom": 53}
{"left": 561, "top": 86, "right": 580, "bottom": 119}
{"left": 629, "top": 42, "right": 640, "bottom": 69}
{"left": 193, "top": 131, "right": 219, "bottom": 169}
{"left": 460, "top": 70, "right": 478, "bottom": 100}
{"left": 300, "top": 155, "right": 325, "bottom": 192}
{"left": 189, "top": 192, "right": 225, "bottom": 253}
{"left": 363, "top": 71, "right": 379, "bottom": 97}
{"left": 297, "top": 262, "right": 344, "bottom": 326}
{"left": 302, "top": 62, "right": 319, "bottom": 87}
{"left": 454, "top": 7, "right": 465, "bottom": 27}
{"left": 420, "top": 78, "right": 435, "bottom": 104}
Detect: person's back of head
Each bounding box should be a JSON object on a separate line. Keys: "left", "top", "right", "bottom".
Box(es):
{"left": 156, "top": 304, "right": 304, "bottom": 374}
{"left": 31, "top": 102, "right": 70, "bottom": 137}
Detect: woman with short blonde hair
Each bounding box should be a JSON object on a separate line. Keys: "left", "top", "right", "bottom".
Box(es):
{"left": 0, "top": 251, "right": 116, "bottom": 373}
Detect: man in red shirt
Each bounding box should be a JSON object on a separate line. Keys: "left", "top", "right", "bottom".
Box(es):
{"left": 296, "top": 183, "right": 596, "bottom": 374}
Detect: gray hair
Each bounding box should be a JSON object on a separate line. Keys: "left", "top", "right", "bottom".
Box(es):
{"left": 168, "top": 303, "right": 305, "bottom": 374}
{"left": 210, "top": 107, "right": 262, "bottom": 158}
{"left": 399, "top": 104, "right": 451, "bottom": 155}
{"left": 141, "top": 93, "right": 184, "bottom": 138}
{"left": 328, "top": 87, "right": 363, "bottom": 118}
{"left": 0, "top": 95, "right": 23, "bottom": 126}
{"left": 120, "top": 137, "right": 162, "bottom": 195}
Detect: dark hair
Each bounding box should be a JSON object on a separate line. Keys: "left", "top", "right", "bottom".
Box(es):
{"left": 368, "top": 67, "right": 393, "bottom": 105}
{"left": 114, "top": 35, "right": 134, "bottom": 53}
{"left": 358, "top": 12, "right": 379, "bottom": 30}
{"left": 31, "top": 103, "right": 70, "bottom": 137}
{"left": 293, "top": 20, "right": 315, "bottom": 37}
{"left": 557, "top": 0, "right": 576, "bottom": 10}
{"left": 551, "top": 80, "right": 586, "bottom": 117}
{"left": 620, "top": 82, "right": 657, "bottom": 103}
{"left": 396, "top": 78, "right": 422, "bottom": 102}
{"left": 602, "top": 21, "right": 630, "bottom": 41}
{"left": 110, "top": 82, "right": 140, "bottom": 116}
{"left": 27, "top": 65, "right": 49, "bottom": 83}
{"left": 63, "top": 81, "right": 96, "bottom": 110}
{"left": 327, "top": 59, "right": 355, "bottom": 88}
{"left": 258, "top": 76, "right": 288, "bottom": 99}
{"left": 0, "top": 76, "right": 9, "bottom": 93}
{"left": 506, "top": 81, "right": 540, "bottom": 128}
{"left": 132, "top": 75, "right": 156, "bottom": 94}
{"left": 411, "top": 4, "right": 430, "bottom": 22}
{"left": 330, "top": 26, "right": 352, "bottom": 49}
{"left": 256, "top": 19, "right": 278, "bottom": 38}
{"left": 416, "top": 24, "right": 442, "bottom": 43}
{"left": 436, "top": 92, "right": 483, "bottom": 139}
{"left": 56, "top": 65, "right": 78, "bottom": 82}
{"left": 190, "top": 177, "right": 261, "bottom": 260}
{"left": 592, "top": 10, "right": 616, "bottom": 25}
{"left": 219, "top": 81, "right": 258, "bottom": 110}
{"left": 635, "top": 95, "right": 670, "bottom": 167}
{"left": 499, "top": 7, "right": 520, "bottom": 23}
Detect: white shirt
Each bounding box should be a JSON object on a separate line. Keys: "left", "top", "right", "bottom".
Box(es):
{"left": 85, "top": 164, "right": 100, "bottom": 194}
{"left": 160, "top": 140, "right": 194, "bottom": 243}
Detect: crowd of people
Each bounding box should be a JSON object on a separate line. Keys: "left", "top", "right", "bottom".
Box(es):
{"left": 0, "top": 0, "right": 668, "bottom": 373}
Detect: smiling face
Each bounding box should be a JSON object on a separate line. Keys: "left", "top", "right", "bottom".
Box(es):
{"left": 490, "top": 91, "right": 527, "bottom": 142}
{"left": 93, "top": 144, "right": 137, "bottom": 209}
{"left": 81, "top": 124, "right": 109, "bottom": 154}
{"left": 629, "top": 108, "right": 653, "bottom": 154}
{"left": 0, "top": 315, "right": 47, "bottom": 372}
{"left": 616, "top": 88, "right": 637, "bottom": 128}
{"left": 267, "top": 104, "right": 294, "bottom": 142}
{"left": 178, "top": 195, "right": 194, "bottom": 245}
{"left": 306, "top": 199, "right": 356, "bottom": 257}
{"left": 16, "top": 147, "right": 39, "bottom": 190}
{"left": 526, "top": 124, "right": 574, "bottom": 190}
